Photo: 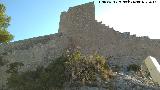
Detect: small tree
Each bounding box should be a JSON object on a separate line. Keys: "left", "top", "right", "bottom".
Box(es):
{"left": 0, "top": 3, "right": 14, "bottom": 43}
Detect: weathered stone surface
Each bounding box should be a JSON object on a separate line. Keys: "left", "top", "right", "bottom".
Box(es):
{"left": 144, "top": 56, "right": 160, "bottom": 85}
{"left": 0, "top": 1, "right": 160, "bottom": 89}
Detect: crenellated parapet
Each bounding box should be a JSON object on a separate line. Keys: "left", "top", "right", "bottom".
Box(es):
{"left": 58, "top": 2, "right": 95, "bottom": 33}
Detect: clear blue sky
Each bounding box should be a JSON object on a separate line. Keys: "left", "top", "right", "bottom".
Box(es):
{"left": 0, "top": 0, "right": 160, "bottom": 42}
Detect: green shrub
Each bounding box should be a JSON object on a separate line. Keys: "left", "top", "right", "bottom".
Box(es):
{"left": 6, "top": 50, "right": 112, "bottom": 90}
{"left": 6, "top": 62, "right": 24, "bottom": 73}
{"left": 0, "top": 56, "right": 4, "bottom": 66}
{"left": 7, "top": 57, "right": 66, "bottom": 90}
{"left": 127, "top": 64, "right": 141, "bottom": 72}
{"left": 64, "top": 51, "right": 111, "bottom": 86}
{"left": 0, "top": 55, "right": 8, "bottom": 66}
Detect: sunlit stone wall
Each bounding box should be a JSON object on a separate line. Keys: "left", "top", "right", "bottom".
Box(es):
{"left": 144, "top": 56, "right": 160, "bottom": 85}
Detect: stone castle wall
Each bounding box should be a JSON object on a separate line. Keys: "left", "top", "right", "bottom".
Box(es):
{"left": 58, "top": 2, "right": 95, "bottom": 34}
{"left": 0, "top": 33, "right": 71, "bottom": 88}
{"left": 0, "top": 1, "right": 160, "bottom": 89}
{"left": 58, "top": 2, "right": 160, "bottom": 66}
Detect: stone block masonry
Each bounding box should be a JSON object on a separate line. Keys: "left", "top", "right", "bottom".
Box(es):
{"left": 0, "top": 1, "right": 160, "bottom": 89}
{"left": 144, "top": 56, "right": 160, "bottom": 85}
{"left": 0, "top": 33, "right": 70, "bottom": 89}
{"left": 58, "top": 2, "right": 95, "bottom": 34}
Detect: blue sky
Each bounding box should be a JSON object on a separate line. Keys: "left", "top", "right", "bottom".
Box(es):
{"left": 0, "top": 0, "right": 160, "bottom": 42}
{"left": 0, "top": 0, "right": 92, "bottom": 41}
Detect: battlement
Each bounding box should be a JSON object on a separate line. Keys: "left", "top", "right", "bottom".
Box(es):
{"left": 58, "top": 1, "right": 151, "bottom": 41}
{"left": 58, "top": 2, "right": 95, "bottom": 33}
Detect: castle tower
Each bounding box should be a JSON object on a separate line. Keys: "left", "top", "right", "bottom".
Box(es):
{"left": 58, "top": 2, "right": 95, "bottom": 33}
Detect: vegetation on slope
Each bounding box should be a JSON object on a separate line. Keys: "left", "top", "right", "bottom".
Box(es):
{"left": 6, "top": 50, "right": 113, "bottom": 90}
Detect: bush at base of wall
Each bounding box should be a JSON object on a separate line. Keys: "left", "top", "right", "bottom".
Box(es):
{"left": 6, "top": 49, "right": 112, "bottom": 90}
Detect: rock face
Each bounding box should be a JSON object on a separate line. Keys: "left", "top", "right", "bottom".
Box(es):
{"left": 0, "top": 1, "right": 160, "bottom": 89}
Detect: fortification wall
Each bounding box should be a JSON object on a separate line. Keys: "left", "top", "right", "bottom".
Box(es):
{"left": 0, "top": 1, "right": 160, "bottom": 89}
{"left": 58, "top": 2, "right": 95, "bottom": 34}
{"left": 57, "top": 2, "right": 160, "bottom": 67}
{"left": 0, "top": 33, "right": 71, "bottom": 88}
{"left": 64, "top": 21, "right": 160, "bottom": 65}
{"left": 66, "top": 20, "right": 160, "bottom": 65}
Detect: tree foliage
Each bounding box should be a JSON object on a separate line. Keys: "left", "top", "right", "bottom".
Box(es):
{"left": 0, "top": 3, "right": 14, "bottom": 43}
